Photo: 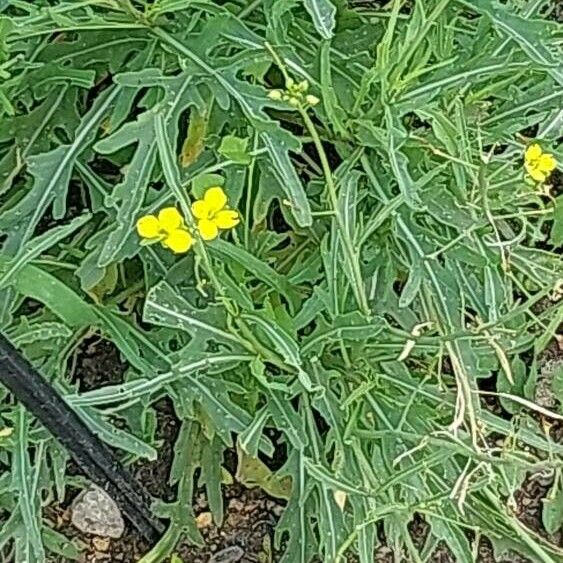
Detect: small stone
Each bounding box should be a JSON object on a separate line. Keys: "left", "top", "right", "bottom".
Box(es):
{"left": 71, "top": 485, "right": 125, "bottom": 539}
{"left": 228, "top": 499, "right": 244, "bottom": 512}
{"left": 209, "top": 546, "right": 244, "bottom": 563}
{"left": 196, "top": 511, "right": 213, "bottom": 529}
{"left": 92, "top": 537, "right": 110, "bottom": 552}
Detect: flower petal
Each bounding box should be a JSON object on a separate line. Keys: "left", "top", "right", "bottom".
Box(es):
{"left": 539, "top": 154, "right": 556, "bottom": 173}
{"left": 197, "top": 218, "right": 219, "bottom": 241}
{"left": 158, "top": 207, "right": 184, "bottom": 232}
{"left": 525, "top": 143, "right": 542, "bottom": 163}
{"left": 204, "top": 186, "right": 227, "bottom": 214}
{"left": 136, "top": 215, "right": 160, "bottom": 239}
{"left": 163, "top": 229, "right": 193, "bottom": 253}
{"left": 214, "top": 209, "right": 240, "bottom": 230}
{"left": 525, "top": 163, "right": 546, "bottom": 182}
{"left": 192, "top": 199, "right": 210, "bottom": 220}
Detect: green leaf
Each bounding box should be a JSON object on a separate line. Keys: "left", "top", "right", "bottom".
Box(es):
{"left": 73, "top": 405, "right": 157, "bottom": 460}
{"left": 543, "top": 485, "right": 563, "bottom": 535}
{"left": 460, "top": 0, "right": 559, "bottom": 68}
{"left": 13, "top": 408, "right": 45, "bottom": 561}
{"left": 218, "top": 134, "right": 251, "bottom": 165}
{"left": 143, "top": 281, "right": 242, "bottom": 349}
{"left": 267, "top": 389, "right": 308, "bottom": 450}
{"left": 236, "top": 446, "right": 292, "bottom": 499}
{"left": 550, "top": 194, "right": 563, "bottom": 247}
{"left": 0, "top": 213, "right": 90, "bottom": 289}
{"left": 259, "top": 132, "right": 312, "bottom": 227}
{"left": 0, "top": 258, "right": 98, "bottom": 327}
{"left": 0, "top": 87, "right": 119, "bottom": 254}
{"left": 187, "top": 373, "right": 273, "bottom": 455}
{"left": 153, "top": 25, "right": 313, "bottom": 227}
{"left": 384, "top": 106, "right": 422, "bottom": 209}
{"left": 303, "top": 0, "right": 337, "bottom": 40}
{"left": 210, "top": 239, "right": 301, "bottom": 313}
{"left": 200, "top": 436, "right": 225, "bottom": 526}
{"left": 95, "top": 73, "right": 202, "bottom": 267}
{"left": 43, "top": 527, "right": 84, "bottom": 560}
{"left": 239, "top": 407, "right": 270, "bottom": 457}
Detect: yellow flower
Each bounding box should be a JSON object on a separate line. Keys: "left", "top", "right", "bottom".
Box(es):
{"left": 136, "top": 207, "right": 193, "bottom": 254}
{"left": 524, "top": 143, "right": 557, "bottom": 182}
{"left": 191, "top": 186, "right": 240, "bottom": 241}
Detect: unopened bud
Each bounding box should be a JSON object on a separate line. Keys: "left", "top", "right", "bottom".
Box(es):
{"left": 268, "top": 89, "right": 283, "bottom": 101}
{"left": 298, "top": 80, "right": 309, "bottom": 92}
{"left": 288, "top": 96, "right": 300, "bottom": 107}
{"left": 305, "top": 94, "right": 320, "bottom": 106}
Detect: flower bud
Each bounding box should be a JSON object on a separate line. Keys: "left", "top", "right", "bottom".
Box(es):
{"left": 268, "top": 89, "right": 283, "bottom": 101}
{"left": 305, "top": 94, "right": 320, "bottom": 106}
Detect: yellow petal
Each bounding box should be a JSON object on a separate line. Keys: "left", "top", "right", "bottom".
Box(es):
{"left": 214, "top": 209, "right": 240, "bottom": 229}
{"left": 197, "top": 218, "right": 219, "bottom": 241}
{"left": 192, "top": 199, "right": 211, "bottom": 220}
{"left": 539, "top": 154, "right": 556, "bottom": 173}
{"left": 204, "top": 186, "right": 227, "bottom": 214}
{"left": 525, "top": 163, "right": 546, "bottom": 182}
{"left": 158, "top": 207, "right": 183, "bottom": 232}
{"left": 162, "top": 229, "right": 193, "bottom": 253}
{"left": 136, "top": 215, "right": 160, "bottom": 239}
{"left": 525, "top": 143, "right": 542, "bottom": 163}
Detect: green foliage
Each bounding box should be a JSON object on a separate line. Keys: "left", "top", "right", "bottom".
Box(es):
{"left": 0, "top": 0, "right": 562, "bottom": 561}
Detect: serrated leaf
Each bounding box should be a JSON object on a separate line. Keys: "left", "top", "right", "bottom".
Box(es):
{"left": 94, "top": 72, "right": 204, "bottom": 266}
{"left": 463, "top": 0, "right": 559, "bottom": 68}
{"left": 236, "top": 445, "right": 292, "bottom": 499}
{"left": 154, "top": 25, "right": 313, "bottom": 227}
{"left": 384, "top": 106, "right": 422, "bottom": 209}
{"left": 268, "top": 389, "right": 308, "bottom": 450}
{"left": 210, "top": 239, "right": 300, "bottom": 313}
{"left": 187, "top": 374, "right": 274, "bottom": 457}
{"left": 200, "top": 436, "right": 225, "bottom": 526}
{"left": 0, "top": 87, "right": 119, "bottom": 255}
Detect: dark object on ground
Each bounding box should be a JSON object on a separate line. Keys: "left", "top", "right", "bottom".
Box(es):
{"left": 0, "top": 332, "right": 164, "bottom": 543}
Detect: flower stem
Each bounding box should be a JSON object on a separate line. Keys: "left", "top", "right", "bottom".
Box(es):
{"left": 298, "top": 107, "right": 370, "bottom": 316}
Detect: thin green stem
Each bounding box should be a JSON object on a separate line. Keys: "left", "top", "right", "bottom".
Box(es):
{"left": 299, "top": 107, "right": 370, "bottom": 316}
{"left": 238, "top": 0, "right": 263, "bottom": 19}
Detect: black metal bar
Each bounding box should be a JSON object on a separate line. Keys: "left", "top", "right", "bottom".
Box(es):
{"left": 0, "top": 332, "right": 164, "bottom": 542}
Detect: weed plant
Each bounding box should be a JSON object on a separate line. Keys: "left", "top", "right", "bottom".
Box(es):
{"left": 0, "top": 0, "right": 562, "bottom": 561}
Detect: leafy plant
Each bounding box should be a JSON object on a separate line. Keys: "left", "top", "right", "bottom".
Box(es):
{"left": 0, "top": 0, "right": 562, "bottom": 561}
